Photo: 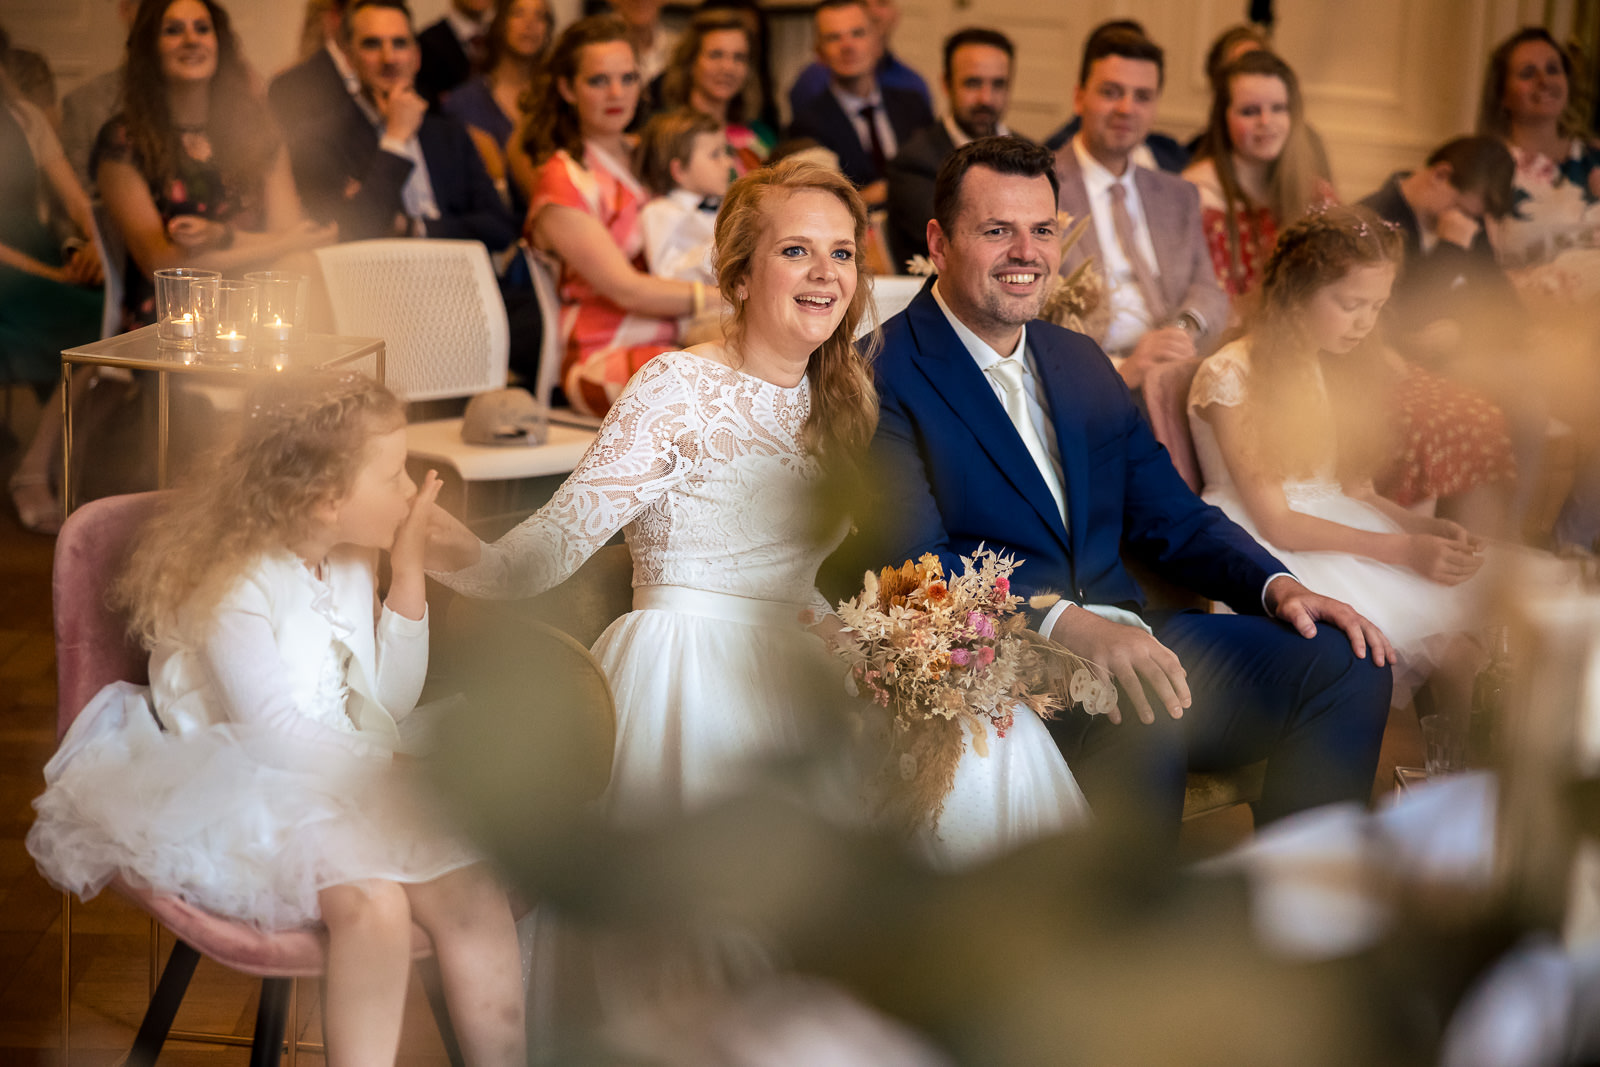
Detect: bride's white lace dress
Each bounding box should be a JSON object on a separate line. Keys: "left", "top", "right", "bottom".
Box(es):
{"left": 1187, "top": 340, "right": 1482, "bottom": 704}
{"left": 436, "top": 349, "right": 1087, "bottom": 861}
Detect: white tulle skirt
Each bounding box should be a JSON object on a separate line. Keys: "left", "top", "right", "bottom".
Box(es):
{"left": 1203, "top": 485, "right": 1487, "bottom": 704}
{"left": 523, "top": 586, "right": 1091, "bottom": 1051}
{"left": 27, "top": 682, "right": 479, "bottom": 930}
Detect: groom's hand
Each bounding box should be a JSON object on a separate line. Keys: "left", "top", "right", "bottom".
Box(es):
{"left": 1264, "top": 576, "right": 1393, "bottom": 667}
{"left": 1048, "top": 606, "right": 1190, "bottom": 726}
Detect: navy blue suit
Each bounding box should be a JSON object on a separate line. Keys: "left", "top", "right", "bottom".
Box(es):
{"left": 854, "top": 281, "right": 1392, "bottom": 836}
{"left": 287, "top": 100, "right": 515, "bottom": 248}
{"left": 785, "top": 85, "right": 934, "bottom": 189}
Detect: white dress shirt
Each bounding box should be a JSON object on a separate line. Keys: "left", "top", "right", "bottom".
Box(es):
{"left": 941, "top": 114, "right": 1010, "bottom": 150}
{"left": 930, "top": 280, "right": 1154, "bottom": 638}
{"left": 356, "top": 92, "right": 442, "bottom": 230}
{"left": 1073, "top": 134, "right": 1163, "bottom": 356}
{"left": 830, "top": 82, "right": 899, "bottom": 164}
{"left": 639, "top": 188, "right": 718, "bottom": 287}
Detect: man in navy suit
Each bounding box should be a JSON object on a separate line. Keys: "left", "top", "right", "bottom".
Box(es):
{"left": 856, "top": 136, "right": 1393, "bottom": 840}
{"left": 786, "top": 0, "right": 934, "bottom": 208}
{"left": 287, "top": 0, "right": 515, "bottom": 249}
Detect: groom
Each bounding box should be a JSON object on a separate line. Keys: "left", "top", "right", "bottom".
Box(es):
{"left": 851, "top": 136, "right": 1394, "bottom": 839}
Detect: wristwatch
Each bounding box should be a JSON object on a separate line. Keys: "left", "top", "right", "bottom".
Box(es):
{"left": 1170, "top": 311, "right": 1202, "bottom": 337}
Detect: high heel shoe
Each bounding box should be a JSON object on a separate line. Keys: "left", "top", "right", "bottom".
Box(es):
{"left": 9, "top": 473, "right": 62, "bottom": 535}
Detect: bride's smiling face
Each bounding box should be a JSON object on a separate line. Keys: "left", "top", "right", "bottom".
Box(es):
{"left": 1303, "top": 262, "right": 1394, "bottom": 355}
{"left": 739, "top": 188, "right": 858, "bottom": 357}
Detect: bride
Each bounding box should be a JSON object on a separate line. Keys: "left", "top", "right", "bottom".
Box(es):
{"left": 428, "top": 156, "right": 1087, "bottom": 859}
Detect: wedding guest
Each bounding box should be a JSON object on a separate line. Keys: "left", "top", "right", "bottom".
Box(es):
{"left": 654, "top": 9, "right": 773, "bottom": 175}
{"left": 885, "top": 26, "right": 1013, "bottom": 268}
{"left": 516, "top": 15, "right": 697, "bottom": 416}
{"left": 1476, "top": 26, "right": 1600, "bottom": 550}
{"left": 1183, "top": 49, "right": 1331, "bottom": 302}
{"left": 0, "top": 42, "right": 103, "bottom": 535}
{"left": 1187, "top": 205, "right": 1492, "bottom": 714}
{"left": 609, "top": 0, "right": 675, "bottom": 85}
{"left": 59, "top": 0, "right": 137, "bottom": 187}
{"left": 287, "top": 0, "right": 515, "bottom": 248}
{"left": 94, "top": 0, "right": 336, "bottom": 328}
{"left": 636, "top": 107, "right": 728, "bottom": 344}
{"left": 1041, "top": 20, "right": 1187, "bottom": 174}
{"left": 1052, "top": 26, "right": 1227, "bottom": 393}
{"left": 698, "top": 0, "right": 780, "bottom": 133}
{"left": 1476, "top": 26, "right": 1600, "bottom": 269}
{"left": 854, "top": 136, "right": 1392, "bottom": 842}
{"left": 415, "top": 0, "right": 493, "bottom": 107}
{"left": 785, "top": 0, "right": 934, "bottom": 207}
{"left": 788, "top": 0, "right": 929, "bottom": 115}
{"left": 443, "top": 0, "right": 552, "bottom": 213}
{"left": 267, "top": 0, "right": 359, "bottom": 143}
{"left": 5, "top": 47, "right": 59, "bottom": 127}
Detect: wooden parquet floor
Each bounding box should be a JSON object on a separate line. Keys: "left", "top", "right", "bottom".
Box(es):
{"left": 0, "top": 388, "right": 451, "bottom": 1066}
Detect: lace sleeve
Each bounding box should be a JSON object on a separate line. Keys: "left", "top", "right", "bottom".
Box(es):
{"left": 1189, "top": 350, "right": 1250, "bottom": 410}
{"left": 433, "top": 357, "right": 702, "bottom": 599}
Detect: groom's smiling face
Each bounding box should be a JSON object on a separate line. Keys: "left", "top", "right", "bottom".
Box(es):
{"left": 927, "top": 166, "right": 1060, "bottom": 352}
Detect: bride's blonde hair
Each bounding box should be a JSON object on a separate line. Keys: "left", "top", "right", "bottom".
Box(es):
{"left": 713, "top": 157, "right": 880, "bottom": 467}
{"left": 115, "top": 373, "right": 405, "bottom": 647}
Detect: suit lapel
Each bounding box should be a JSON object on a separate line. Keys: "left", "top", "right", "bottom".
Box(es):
{"left": 1029, "top": 333, "right": 1090, "bottom": 566}
{"left": 813, "top": 92, "right": 873, "bottom": 183}
{"left": 1136, "top": 167, "right": 1183, "bottom": 313}
{"left": 904, "top": 285, "right": 1071, "bottom": 550}
{"left": 1054, "top": 148, "right": 1103, "bottom": 266}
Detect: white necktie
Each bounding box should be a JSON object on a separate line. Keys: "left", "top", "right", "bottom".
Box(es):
{"left": 987, "top": 357, "right": 1067, "bottom": 528}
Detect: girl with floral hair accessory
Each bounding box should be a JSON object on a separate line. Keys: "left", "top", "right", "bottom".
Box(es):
{"left": 1186, "top": 205, "right": 1497, "bottom": 714}
{"left": 28, "top": 373, "right": 525, "bottom": 1066}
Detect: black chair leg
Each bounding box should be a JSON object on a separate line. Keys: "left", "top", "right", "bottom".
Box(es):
{"left": 249, "top": 977, "right": 293, "bottom": 1067}
{"left": 127, "top": 939, "right": 201, "bottom": 1067}
{"left": 418, "top": 957, "right": 467, "bottom": 1067}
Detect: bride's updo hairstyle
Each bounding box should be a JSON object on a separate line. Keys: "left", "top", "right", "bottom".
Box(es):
{"left": 116, "top": 374, "right": 405, "bottom": 647}
{"left": 714, "top": 157, "right": 879, "bottom": 465}
{"left": 1248, "top": 204, "right": 1403, "bottom": 481}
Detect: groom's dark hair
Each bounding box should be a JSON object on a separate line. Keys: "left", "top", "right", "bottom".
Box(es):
{"left": 933, "top": 136, "right": 1060, "bottom": 233}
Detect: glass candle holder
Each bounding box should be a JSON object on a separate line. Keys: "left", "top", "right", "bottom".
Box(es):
{"left": 246, "top": 271, "right": 309, "bottom": 356}
{"left": 153, "top": 267, "right": 221, "bottom": 355}
{"left": 193, "top": 279, "right": 257, "bottom": 364}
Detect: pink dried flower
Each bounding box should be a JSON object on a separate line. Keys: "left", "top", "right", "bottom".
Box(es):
{"left": 949, "top": 648, "right": 971, "bottom": 667}
{"left": 995, "top": 576, "right": 1010, "bottom": 594}
{"left": 968, "top": 612, "right": 996, "bottom": 638}
{"left": 977, "top": 646, "right": 995, "bottom": 668}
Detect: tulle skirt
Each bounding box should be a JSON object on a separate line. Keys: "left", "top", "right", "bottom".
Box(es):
{"left": 27, "top": 682, "right": 479, "bottom": 930}
{"left": 1203, "top": 485, "right": 1487, "bottom": 704}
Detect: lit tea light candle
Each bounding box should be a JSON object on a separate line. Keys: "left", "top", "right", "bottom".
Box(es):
{"left": 258, "top": 315, "right": 294, "bottom": 345}
{"left": 215, "top": 329, "right": 248, "bottom": 354}
{"left": 167, "top": 313, "right": 196, "bottom": 338}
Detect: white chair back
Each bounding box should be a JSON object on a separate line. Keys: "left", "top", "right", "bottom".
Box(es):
{"left": 520, "top": 244, "right": 565, "bottom": 411}
{"left": 315, "top": 239, "right": 508, "bottom": 402}
{"left": 91, "top": 201, "right": 125, "bottom": 339}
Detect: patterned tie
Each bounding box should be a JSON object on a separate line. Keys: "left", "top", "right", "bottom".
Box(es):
{"left": 986, "top": 357, "right": 1067, "bottom": 528}
{"left": 858, "top": 103, "right": 888, "bottom": 175}
{"left": 1107, "top": 182, "right": 1169, "bottom": 323}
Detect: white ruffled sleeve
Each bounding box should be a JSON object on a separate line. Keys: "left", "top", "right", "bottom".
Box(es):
{"left": 433, "top": 357, "right": 703, "bottom": 599}
{"left": 1189, "top": 348, "right": 1251, "bottom": 410}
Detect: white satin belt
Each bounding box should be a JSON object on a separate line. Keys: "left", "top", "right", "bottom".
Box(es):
{"left": 633, "top": 585, "right": 810, "bottom": 629}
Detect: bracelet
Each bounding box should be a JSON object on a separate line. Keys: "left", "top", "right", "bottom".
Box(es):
{"left": 691, "top": 280, "right": 706, "bottom": 319}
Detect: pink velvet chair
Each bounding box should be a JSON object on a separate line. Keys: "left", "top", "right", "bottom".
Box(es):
{"left": 51, "top": 492, "right": 463, "bottom": 1067}
{"left": 1144, "top": 357, "right": 1204, "bottom": 493}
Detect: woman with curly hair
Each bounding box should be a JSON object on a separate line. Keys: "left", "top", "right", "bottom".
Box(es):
{"left": 655, "top": 8, "right": 773, "bottom": 176}
{"left": 94, "top": 0, "right": 334, "bottom": 326}
{"left": 507, "top": 14, "right": 698, "bottom": 416}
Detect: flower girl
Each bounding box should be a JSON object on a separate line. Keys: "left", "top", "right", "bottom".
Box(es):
{"left": 1187, "top": 206, "right": 1492, "bottom": 712}
{"left": 28, "top": 374, "right": 523, "bottom": 1066}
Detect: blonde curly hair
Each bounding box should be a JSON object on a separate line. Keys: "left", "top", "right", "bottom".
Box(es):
{"left": 115, "top": 373, "right": 405, "bottom": 648}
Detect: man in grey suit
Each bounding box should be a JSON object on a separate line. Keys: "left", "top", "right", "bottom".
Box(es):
{"left": 1052, "top": 28, "right": 1227, "bottom": 393}
{"left": 885, "top": 27, "right": 1014, "bottom": 270}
